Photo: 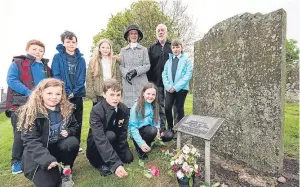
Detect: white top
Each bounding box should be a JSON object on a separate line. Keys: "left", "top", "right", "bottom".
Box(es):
{"left": 101, "top": 57, "right": 111, "bottom": 80}
{"left": 173, "top": 54, "right": 181, "bottom": 59}
{"left": 130, "top": 42, "right": 138, "bottom": 49}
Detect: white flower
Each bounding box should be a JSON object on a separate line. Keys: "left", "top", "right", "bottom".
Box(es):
{"left": 191, "top": 147, "right": 197, "bottom": 154}
{"left": 178, "top": 156, "right": 183, "bottom": 164}
{"left": 170, "top": 161, "right": 175, "bottom": 166}
{"left": 176, "top": 170, "right": 184, "bottom": 179}
{"left": 188, "top": 167, "right": 194, "bottom": 173}
{"left": 183, "top": 154, "right": 189, "bottom": 160}
{"left": 182, "top": 162, "right": 188, "bottom": 168}
{"left": 182, "top": 145, "right": 191, "bottom": 154}
{"left": 194, "top": 164, "right": 198, "bottom": 170}
{"left": 175, "top": 159, "right": 179, "bottom": 164}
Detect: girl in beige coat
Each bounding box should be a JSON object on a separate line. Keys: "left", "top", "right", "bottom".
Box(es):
{"left": 86, "top": 39, "right": 121, "bottom": 105}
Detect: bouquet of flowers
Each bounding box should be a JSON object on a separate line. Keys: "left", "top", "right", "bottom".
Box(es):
{"left": 169, "top": 144, "right": 201, "bottom": 186}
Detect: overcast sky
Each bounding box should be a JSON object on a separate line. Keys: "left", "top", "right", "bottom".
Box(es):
{"left": 0, "top": 0, "right": 299, "bottom": 91}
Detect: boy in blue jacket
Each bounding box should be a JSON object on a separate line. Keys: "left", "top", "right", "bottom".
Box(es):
{"left": 6, "top": 39, "right": 51, "bottom": 174}
{"left": 51, "top": 30, "right": 86, "bottom": 150}
{"left": 162, "top": 39, "right": 193, "bottom": 133}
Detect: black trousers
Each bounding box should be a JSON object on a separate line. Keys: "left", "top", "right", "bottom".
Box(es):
{"left": 69, "top": 97, "right": 83, "bottom": 144}
{"left": 132, "top": 126, "right": 157, "bottom": 154}
{"left": 165, "top": 90, "right": 188, "bottom": 130}
{"left": 11, "top": 112, "right": 23, "bottom": 165}
{"left": 158, "top": 85, "right": 178, "bottom": 130}
{"left": 32, "top": 136, "right": 79, "bottom": 187}
{"left": 87, "top": 131, "right": 133, "bottom": 169}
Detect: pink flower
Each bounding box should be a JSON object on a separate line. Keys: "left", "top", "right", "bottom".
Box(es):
{"left": 171, "top": 165, "right": 179, "bottom": 172}
{"left": 161, "top": 147, "right": 167, "bottom": 152}
{"left": 196, "top": 169, "right": 201, "bottom": 177}
{"left": 160, "top": 132, "right": 165, "bottom": 136}
{"left": 63, "top": 168, "right": 72, "bottom": 176}
{"left": 149, "top": 166, "right": 159, "bottom": 176}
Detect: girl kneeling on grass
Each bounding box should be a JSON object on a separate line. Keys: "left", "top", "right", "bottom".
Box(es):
{"left": 17, "top": 78, "right": 79, "bottom": 187}
{"left": 129, "top": 83, "right": 173, "bottom": 160}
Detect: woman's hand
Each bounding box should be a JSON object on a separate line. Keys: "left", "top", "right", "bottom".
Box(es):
{"left": 141, "top": 143, "right": 151, "bottom": 152}
{"left": 115, "top": 166, "right": 128, "bottom": 178}
{"left": 60, "top": 130, "right": 68, "bottom": 137}
{"left": 48, "top": 162, "right": 57, "bottom": 170}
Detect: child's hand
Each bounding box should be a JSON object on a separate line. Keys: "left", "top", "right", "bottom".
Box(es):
{"left": 68, "top": 93, "right": 74, "bottom": 99}
{"left": 169, "top": 88, "right": 175, "bottom": 93}
{"left": 48, "top": 161, "right": 57, "bottom": 170}
{"left": 141, "top": 143, "right": 151, "bottom": 152}
{"left": 115, "top": 166, "right": 128, "bottom": 178}
{"left": 113, "top": 55, "right": 121, "bottom": 62}
{"left": 60, "top": 130, "right": 68, "bottom": 137}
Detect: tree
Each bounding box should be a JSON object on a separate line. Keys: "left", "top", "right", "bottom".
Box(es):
{"left": 286, "top": 39, "right": 299, "bottom": 95}
{"left": 159, "top": 0, "right": 201, "bottom": 55}
{"left": 286, "top": 39, "right": 299, "bottom": 63}
{"left": 92, "top": 0, "right": 199, "bottom": 55}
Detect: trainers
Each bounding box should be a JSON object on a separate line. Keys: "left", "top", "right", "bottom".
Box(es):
{"left": 12, "top": 160, "right": 22, "bottom": 174}
{"left": 99, "top": 165, "right": 113, "bottom": 176}
{"left": 62, "top": 174, "right": 74, "bottom": 187}
{"left": 78, "top": 147, "right": 83, "bottom": 152}
{"left": 137, "top": 152, "right": 148, "bottom": 160}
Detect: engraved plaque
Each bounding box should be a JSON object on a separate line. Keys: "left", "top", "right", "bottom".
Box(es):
{"left": 173, "top": 115, "right": 225, "bottom": 140}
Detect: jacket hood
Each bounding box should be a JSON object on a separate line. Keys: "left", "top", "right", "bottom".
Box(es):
{"left": 56, "top": 44, "right": 83, "bottom": 57}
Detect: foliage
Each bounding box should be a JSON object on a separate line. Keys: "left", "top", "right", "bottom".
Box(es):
{"left": 169, "top": 144, "right": 201, "bottom": 187}
{"left": 92, "top": 0, "right": 200, "bottom": 55}
{"left": 286, "top": 39, "right": 299, "bottom": 63}
{"left": 0, "top": 96, "right": 299, "bottom": 186}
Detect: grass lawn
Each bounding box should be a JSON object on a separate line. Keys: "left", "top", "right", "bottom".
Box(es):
{"left": 0, "top": 95, "right": 298, "bottom": 187}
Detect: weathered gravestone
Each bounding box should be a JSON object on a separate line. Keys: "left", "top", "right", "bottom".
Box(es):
{"left": 193, "top": 9, "right": 286, "bottom": 173}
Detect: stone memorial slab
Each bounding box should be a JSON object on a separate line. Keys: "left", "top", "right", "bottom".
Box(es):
{"left": 193, "top": 9, "right": 286, "bottom": 173}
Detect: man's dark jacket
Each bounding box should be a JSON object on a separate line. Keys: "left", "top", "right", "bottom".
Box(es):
{"left": 147, "top": 40, "right": 172, "bottom": 86}
{"left": 86, "top": 99, "right": 129, "bottom": 173}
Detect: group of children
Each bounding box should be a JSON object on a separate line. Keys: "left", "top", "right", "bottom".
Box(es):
{"left": 6, "top": 26, "right": 193, "bottom": 187}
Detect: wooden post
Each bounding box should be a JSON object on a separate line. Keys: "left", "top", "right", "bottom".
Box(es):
{"left": 177, "top": 132, "right": 181, "bottom": 149}
{"left": 205, "top": 140, "right": 211, "bottom": 185}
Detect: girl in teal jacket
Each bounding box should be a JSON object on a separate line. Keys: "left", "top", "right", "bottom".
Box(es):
{"left": 129, "top": 83, "right": 172, "bottom": 159}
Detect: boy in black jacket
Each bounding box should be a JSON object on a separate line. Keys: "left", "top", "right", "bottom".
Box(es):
{"left": 86, "top": 79, "right": 133, "bottom": 178}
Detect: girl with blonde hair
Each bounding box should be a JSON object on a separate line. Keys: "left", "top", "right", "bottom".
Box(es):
{"left": 18, "top": 78, "right": 79, "bottom": 187}
{"left": 86, "top": 38, "right": 121, "bottom": 105}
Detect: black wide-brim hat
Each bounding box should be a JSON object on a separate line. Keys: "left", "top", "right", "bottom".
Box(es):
{"left": 124, "top": 24, "right": 143, "bottom": 41}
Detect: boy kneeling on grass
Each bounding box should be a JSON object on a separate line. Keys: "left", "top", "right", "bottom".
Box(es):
{"left": 86, "top": 78, "right": 133, "bottom": 178}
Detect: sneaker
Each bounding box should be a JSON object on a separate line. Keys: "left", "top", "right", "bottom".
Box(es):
{"left": 99, "top": 165, "right": 113, "bottom": 176}
{"left": 12, "top": 160, "right": 22, "bottom": 174}
{"left": 137, "top": 152, "right": 148, "bottom": 160}
{"left": 62, "top": 174, "right": 74, "bottom": 187}
{"left": 78, "top": 147, "right": 83, "bottom": 152}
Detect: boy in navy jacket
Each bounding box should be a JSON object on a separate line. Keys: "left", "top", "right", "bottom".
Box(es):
{"left": 51, "top": 30, "right": 86, "bottom": 150}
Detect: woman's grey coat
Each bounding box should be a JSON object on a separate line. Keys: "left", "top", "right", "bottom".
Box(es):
{"left": 120, "top": 44, "right": 150, "bottom": 107}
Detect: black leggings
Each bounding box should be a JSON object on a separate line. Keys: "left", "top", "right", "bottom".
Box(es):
{"left": 132, "top": 126, "right": 157, "bottom": 154}
{"left": 32, "top": 136, "right": 79, "bottom": 187}
{"left": 87, "top": 131, "right": 133, "bottom": 169}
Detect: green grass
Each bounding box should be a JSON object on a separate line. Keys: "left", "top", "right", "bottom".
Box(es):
{"left": 284, "top": 103, "right": 299, "bottom": 156}
{"left": 0, "top": 95, "right": 298, "bottom": 187}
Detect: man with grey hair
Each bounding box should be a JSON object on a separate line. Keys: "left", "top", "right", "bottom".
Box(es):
{"left": 147, "top": 24, "right": 176, "bottom": 135}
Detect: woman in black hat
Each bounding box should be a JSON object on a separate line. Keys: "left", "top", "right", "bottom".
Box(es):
{"left": 119, "top": 24, "right": 150, "bottom": 109}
